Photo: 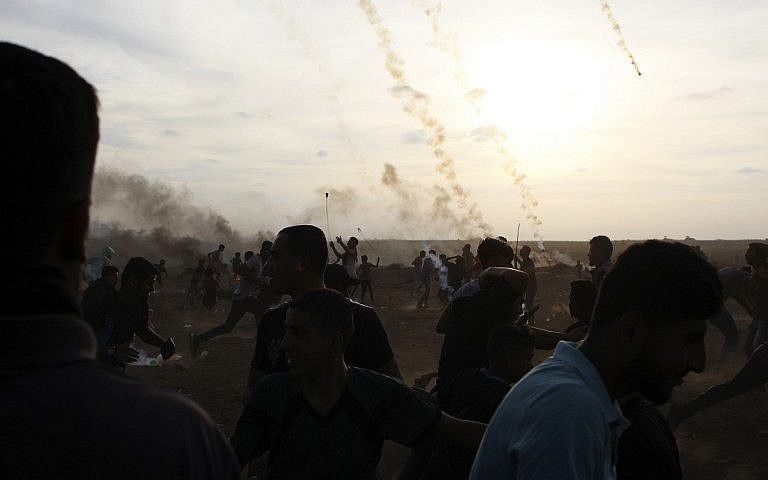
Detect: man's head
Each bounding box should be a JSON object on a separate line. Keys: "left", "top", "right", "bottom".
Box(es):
{"left": 348, "top": 236, "right": 359, "bottom": 248}
{"left": 487, "top": 324, "right": 535, "bottom": 384}
{"left": 746, "top": 243, "right": 768, "bottom": 269}
{"left": 361, "top": 254, "right": 369, "bottom": 263}
{"left": 462, "top": 244, "right": 471, "bottom": 253}
{"left": 419, "top": 250, "right": 426, "bottom": 258}
{"left": 244, "top": 250, "right": 254, "bottom": 261}
{"left": 428, "top": 249, "right": 436, "bottom": 256}
{"left": 234, "top": 252, "right": 241, "bottom": 258}
{"left": 588, "top": 235, "right": 613, "bottom": 267}
{"left": 478, "top": 267, "right": 528, "bottom": 318}
{"left": 323, "top": 264, "right": 360, "bottom": 297}
{"left": 498, "top": 236, "right": 508, "bottom": 243}
{"left": 281, "top": 289, "right": 354, "bottom": 376}
{"left": 477, "top": 237, "right": 515, "bottom": 269}
{"left": 266, "top": 225, "right": 327, "bottom": 296}
{"left": 260, "top": 240, "right": 273, "bottom": 259}
{"left": 1, "top": 43, "right": 99, "bottom": 280}
{"left": 120, "top": 257, "right": 158, "bottom": 302}
{"left": 586, "top": 240, "right": 722, "bottom": 405}
{"left": 159, "top": 259, "right": 165, "bottom": 266}
{"left": 100, "top": 266, "right": 119, "bottom": 287}
{"left": 519, "top": 245, "right": 532, "bottom": 258}
{"left": 439, "top": 254, "right": 447, "bottom": 263}
{"left": 218, "top": 244, "right": 225, "bottom": 252}
{"left": 568, "top": 280, "right": 597, "bottom": 322}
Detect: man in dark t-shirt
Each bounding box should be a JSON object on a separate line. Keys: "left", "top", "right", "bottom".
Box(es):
{"left": 85, "top": 257, "right": 175, "bottom": 369}
{"left": 232, "top": 289, "right": 487, "bottom": 478}
{"left": 617, "top": 395, "right": 682, "bottom": 480}
{"left": 246, "top": 225, "right": 400, "bottom": 400}
{"left": 415, "top": 324, "right": 536, "bottom": 480}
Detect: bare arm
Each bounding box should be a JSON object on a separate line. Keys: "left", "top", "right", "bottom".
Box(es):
{"left": 436, "top": 412, "right": 487, "bottom": 450}
{"left": 138, "top": 324, "right": 166, "bottom": 348}
{"left": 374, "top": 257, "right": 380, "bottom": 267}
{"left": 532, "top": 325, "right": 587, "bottom": 350}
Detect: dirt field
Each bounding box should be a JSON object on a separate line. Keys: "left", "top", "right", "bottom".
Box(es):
{"left": 127, "top": 253, "right": 768, "bottom": 479}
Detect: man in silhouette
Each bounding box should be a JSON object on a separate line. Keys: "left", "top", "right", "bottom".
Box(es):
{"left": 588, "top": 235, "right": 614, "bottom": 288}
{"left": 0, "top": 42, "right": 238, "bottom": 478}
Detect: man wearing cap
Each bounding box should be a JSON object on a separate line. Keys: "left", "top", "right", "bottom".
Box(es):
{"left": 85, "top": 257, "right": 175, "bottom": 369}
{"left": 245, "top": 225, "right": 400, "bottom": 404}
{"left": 191, "top": 241, "right": 274, "bottom": 357}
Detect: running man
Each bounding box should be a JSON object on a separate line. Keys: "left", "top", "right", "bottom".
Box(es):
{"left": 357, "top": 254, "right": 379, "bottom": 304}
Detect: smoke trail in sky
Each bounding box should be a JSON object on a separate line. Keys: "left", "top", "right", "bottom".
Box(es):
{"left": 411, "top": 1, "right": 545, "bottom": 248}
{"left": 268, "top": 1, "right": 370, "bottom": 178}
{"left": 599, "top": 0, "right": 642, "bottom": 76}
{"left": 356, "top": 0, "right": 492, "bottom": 237}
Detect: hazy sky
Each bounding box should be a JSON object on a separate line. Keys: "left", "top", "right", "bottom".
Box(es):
{"left": 3, "top": 0, "right": 766, "bottom": 240}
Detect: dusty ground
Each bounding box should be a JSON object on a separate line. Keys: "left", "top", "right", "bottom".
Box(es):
{"left": 129, "top": 263, "right": 768, "bottom": 479}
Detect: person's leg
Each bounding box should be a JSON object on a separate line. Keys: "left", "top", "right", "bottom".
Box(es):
{"left": 669, "top": 342, "right": 768, "bottom": 430}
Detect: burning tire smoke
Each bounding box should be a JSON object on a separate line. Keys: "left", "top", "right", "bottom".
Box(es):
{"left": 355, "top": 0, "right": 492, "bottom": 238}
{"left": 599, "top": 0, "right": 642, "bottom": 76}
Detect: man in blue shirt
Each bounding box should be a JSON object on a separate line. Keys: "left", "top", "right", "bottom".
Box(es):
{"left": 470, "top": 240, "right": 722, "bottom": 479}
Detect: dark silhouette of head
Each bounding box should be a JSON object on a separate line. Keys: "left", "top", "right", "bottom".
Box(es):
{"left": 519, "top": 245, "right": 532, "bottom": 258}
{"left": 266, "top": 225, "right": 327, "bottom": 296}
{"left": 323, "top": 264, "right": 360, "bottom": 297}
{"left": 244, "top": 250, "right": 254, "bottom": 261}
{"left": 100, "top": 266, "right": 119, "bottom": 287}
{"left": 348, "top": 236, "right": 359, "bottom": 248}
{"left": 746, "top": 242, "right": 768, "bottom": 268}
{"left": 260, "top": 240, "right": 273, "bottom": 258}
{"left": 1, "top": 42, "right": 98, "bottom": 285}
{"left": 477, "top": 237, "right": 515, "bottom": 270}
{"left": 487, "top": 324, "right": 535, "bottom": 384}
{"left": 588, "top": 235, "right": 613, "bottom": 267}
{"left": 121, "top": 257, "right": 158, "bottom": 303}
{"left": 282, "top": 289, "right": 354, "bottom": 375}
{"left": 218, "top": 244, "right": 225, "bottom": 252}
{"left": 419, "top": 250, "right": 426, "bottom": 258}
{"left": 586, "top": 240, "right": 722, "bottom": 405}
{"left": 568, "top": 280, "right": 597, "bottom": 322}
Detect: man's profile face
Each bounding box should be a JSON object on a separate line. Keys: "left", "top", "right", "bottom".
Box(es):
{"left": 587, "top": 243, "right": 606, "bottom": 266}
{"left": 265, "top": 234, "right": 300, "bottom": 295}
{"left": 627, "top": 318, "right": 708, "bottom": 405}
{"left": 125, "top": 273, "right": 156, "bottom": 302}
{"left": 280, "top": 308, "right": 335, "bottom": 376}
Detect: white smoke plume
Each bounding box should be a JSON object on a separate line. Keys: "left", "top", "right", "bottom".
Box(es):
{"left": 599, "top": 0, "right": 642, "bottom": 76}
{"left": 355, "top": 0, "right": 492, "bottom": 238}
{"left": 408, "top": 2, "right": 545, "bottom": 248}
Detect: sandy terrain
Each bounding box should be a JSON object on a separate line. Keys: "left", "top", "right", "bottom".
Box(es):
{"left": 127, "top": 249, "right": 767, "bottom": 479}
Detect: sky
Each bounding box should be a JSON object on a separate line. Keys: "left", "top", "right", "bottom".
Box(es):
{"left": 2, "top": 0, "right": 767, "bottom": 240}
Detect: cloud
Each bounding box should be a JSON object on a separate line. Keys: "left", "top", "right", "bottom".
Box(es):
{"left": 678, "top": 87, "right": 734, "bottom": 101}
{"left": 162, "top": 129, "right": 182, "bottom": 137}
{"left": 736, "top": 167, "right": 764, "bottom": 175}
{"left": 573, "top": 168, "right": 588, "bottom": 173}
{"left": 470, "top": 125, "right": 505, "bottom": 143}
{"left": 316, "top": 150, "right": 328, "bottom": 157}
{"left": 401, "top": 129, "right": 426, "bottom": 144}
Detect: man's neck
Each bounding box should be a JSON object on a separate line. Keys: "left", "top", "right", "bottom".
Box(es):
{"left": 299, "top": 361, "right": 349, "bottom": 413}
{"left": 287, "top": 276, "right": 324, "bottom": 298}
{"left": 578, "top": 339, "right": 630, "bottom": 400}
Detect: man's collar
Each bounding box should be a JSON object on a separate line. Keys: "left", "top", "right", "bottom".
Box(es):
{"left": 0, "top": 315, "right": 96, "bottom": 368}
{"left": 553, "top": 342, "right": 624, "bottom": 424}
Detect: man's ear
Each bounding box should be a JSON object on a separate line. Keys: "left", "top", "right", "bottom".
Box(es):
{"left": 614, "top": 311, "right": 649, "bottom": 356}
{"left": 55, "top": 198, "right": 90, "bottom": 263}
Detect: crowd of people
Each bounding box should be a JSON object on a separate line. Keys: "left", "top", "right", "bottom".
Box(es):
{"left": 3, "top": 42, "right": 768, "bottom": 480}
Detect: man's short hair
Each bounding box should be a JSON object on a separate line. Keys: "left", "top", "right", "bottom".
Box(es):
{"left": 570, "top": 280, "right": 597, "bottom": 316}
{"left": 218, "top": 244, "right": 225, "bottom": 250}
{"left": 122, "top": 257, "right": 158, "bottom": 282}
{"left": 589, "top": 235, "right": 614, "bottom": 258}
{"left": 278, "top": 225, "right": 328, "bottom": 275}
{"left": 591, "top": 240, "right": 722, "bottom": 331}
{"left": 244, "top": 250, "right": 254, "bottom": 260}
{"left": 748, "top": 242, "right": 768, "bottom": 265}
{"left": 1, "top": 42, "right": 99, "bottom": 258}
{"left": 487, "top": 324, "right": 535, "bottom": 364}
{"left": 260, "top": 240, "right": 273, "bottom": 253}
{"left": 520, "top": 245, "right": 532, "bottom": 255}
{"left": 477, "top": 237, "right": 515, "bottom": 269}
{"left": 288, "top": 289, "right": 354, "bottom": 347}
{"left": 101, "top": 266, "right": 119, "bottom": 277}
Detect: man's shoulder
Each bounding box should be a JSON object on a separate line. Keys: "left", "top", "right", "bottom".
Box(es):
{"left": 348, "top": 366, "right": 405, "bottom": 397}
{"left": 262, "top": 302, "right": 290, "bottom": 320}
{"left": 350, "top": 300, "right": 377, "bottom": 318}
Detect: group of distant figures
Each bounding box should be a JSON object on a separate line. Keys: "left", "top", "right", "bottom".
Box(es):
{"left": 5, "top": 42, "right": 768, "bottom": 480}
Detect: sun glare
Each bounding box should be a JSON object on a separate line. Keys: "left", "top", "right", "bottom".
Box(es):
{"left": 471, "top": 41, "right": 603, "bottom": 143}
